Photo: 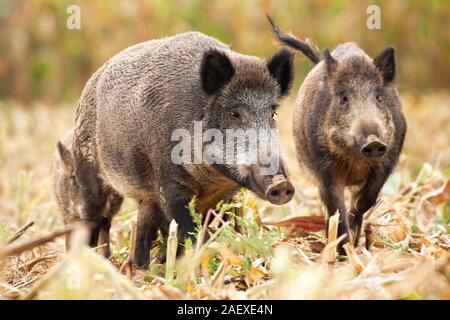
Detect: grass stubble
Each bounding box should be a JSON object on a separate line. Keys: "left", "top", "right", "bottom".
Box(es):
{"left": 0, "top": 93, "right": 449, "bottom": 300}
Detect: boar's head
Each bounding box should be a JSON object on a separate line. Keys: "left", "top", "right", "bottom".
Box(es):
{"left": 323, "top": 47, "right": 399, "bottom": 160}
{"left": 57, "top": 141, "right": 106, "bottom": 222}
{"left": 198, "top": 48, "right": 295, "bottom": 205}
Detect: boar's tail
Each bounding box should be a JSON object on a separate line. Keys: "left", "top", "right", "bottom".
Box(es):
{"left": 267, "top": 15, "right": 320, "bottom": 65}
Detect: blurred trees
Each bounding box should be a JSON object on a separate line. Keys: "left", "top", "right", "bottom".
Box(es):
{"left": 0, "top": 0, "right": 449, "bottom": 104}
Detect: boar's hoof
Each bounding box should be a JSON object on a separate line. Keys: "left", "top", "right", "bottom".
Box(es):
{"left": 265, "top": 176, "right": 295, "bottom": 205}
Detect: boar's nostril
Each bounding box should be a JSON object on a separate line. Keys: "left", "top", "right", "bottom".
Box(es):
{"left": 270, "top": 189, "right": 280, "bottom": 198}
{"left": 362, "top": 146, "right": 373, "bottom": 157}
{"left": 361, "top": 140, "right": 387, "bottom": 158}
{"left": 286, "top": 188, "right": 294, "bottom": 197}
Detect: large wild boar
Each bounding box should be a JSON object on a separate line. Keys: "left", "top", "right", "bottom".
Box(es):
{"left": 71, "top": 32, "right": 295, "bottom": 268}
{"left": 268, "top": 17, "right": 407, "bottom": 252}
{"left": 52, "top": 128, "right": 123, "bottom": 257}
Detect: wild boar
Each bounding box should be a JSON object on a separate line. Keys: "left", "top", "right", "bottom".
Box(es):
{"left": 52, "top": 128, "right": 123, "bottom": 257}
{"left": 268, "top": 17, "right": 407, "bottom": 251}
{"left": 72, "top": 32, "right": 295, "bottom": 268}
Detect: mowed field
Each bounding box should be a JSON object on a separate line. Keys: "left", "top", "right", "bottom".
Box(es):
{"left": 0, "top": 92, "right": 449, "bottom": 299}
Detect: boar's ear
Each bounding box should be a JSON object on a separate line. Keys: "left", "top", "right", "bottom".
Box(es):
{"left": 323, "top": 49, "right": 338, "bottom": 75}
{"left": 373, "top": 47, "right": 396, "bottom": 84}
{"left": 200, "top": 49, "right": 235, "bottom": 95}
{"left": 57, "top": 141, "right": 74, "bottom": 175}
{"left": 267, "top": 48, "right": 294, "bottom": 97}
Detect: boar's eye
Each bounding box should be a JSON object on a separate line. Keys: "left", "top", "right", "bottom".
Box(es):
{"left": 69, "top": 176, "right": 79, "bottom": 190}
{"left": 271, "top": 104, "right": 278, "bottom": 119}
{"left": 375, "top": 88, "right": 385, "bottom": 104}
{"left": 68, "top": 176, "right": 79, "bottom": 200}
{"left": 272, "top": 111, "right": 278, "bottom": 120}
{"left": 229, "top": 111, "right": 241, "bottom": 120}
{"left": 338, "top": 91, "right": 349, "bottom": 105}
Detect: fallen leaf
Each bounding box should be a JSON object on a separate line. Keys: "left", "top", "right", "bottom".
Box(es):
{"left": 263, "top": 215, "right": 326, "bottom": 232}
{"left": 422, "top": 179, "right": 450, "bottom": 206}
{"left": 418, "top": 179, "right": 450, "bottom": 229}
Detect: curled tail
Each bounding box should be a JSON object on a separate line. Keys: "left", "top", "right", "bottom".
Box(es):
{"left": 267, "top": 15, "right": 320, "bottom": 65}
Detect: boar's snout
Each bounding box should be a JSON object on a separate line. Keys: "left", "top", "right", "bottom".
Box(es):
{"left": 265, "top": 175, "right": 295, "bottom": 205}
{"left": 361, "top": 135, "right": 387, "bottom": 158}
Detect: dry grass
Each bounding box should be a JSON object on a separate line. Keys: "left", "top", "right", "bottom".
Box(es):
{"left": 0, "top": 92, "right": 449, "bottom": 300}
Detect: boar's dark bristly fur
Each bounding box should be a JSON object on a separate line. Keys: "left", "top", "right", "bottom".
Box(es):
{"left": 71, "top": 32, "right": 295, "bottom": 268}
{"left": 268, "top": 17, "right": 407, "bottom": 252}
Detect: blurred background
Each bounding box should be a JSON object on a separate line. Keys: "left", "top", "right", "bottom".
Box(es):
{"left": 0, "top": 1, "right": 449, "bottom": 301}
{"left": 0, "top": 0, "right": 449, "bottom": 229}
{"left": 1, "top": 0, "right": 449, "bottom": 102}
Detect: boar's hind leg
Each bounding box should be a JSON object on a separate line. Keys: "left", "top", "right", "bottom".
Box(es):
{"left": 98, "top": 192, "right": 123, "bottom": 257}
{"left": 319, "top": 178, "right": 350, "bottom": 255}
{"left": 135, "top": 201, "right": 166, "bottom": 269}
{"left": 350, "top": 172, "right": 387, "bottom": 247}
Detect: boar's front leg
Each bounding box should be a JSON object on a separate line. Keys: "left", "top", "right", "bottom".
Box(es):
{"left": 350, "top": 170, "right": 387, "bottom": 247}
{"left": 318, "top": 174, "right": 350, "bottom": 255}
{"left": 163, "top": 194, "right": 196, "bottom": 248}
{"left": 158, "top": 181, "right": 197, "bottom": 254}
{"left": 98, "top": 192, "right": 123, "bottom": 257}
{"left": 134, "top": 201, "right": 166, "bottom": 269}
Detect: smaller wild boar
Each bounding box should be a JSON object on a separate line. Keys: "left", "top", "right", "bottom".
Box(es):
{"left": 268, "top": 17, "right": 407, "bottom": 251}
{"left": 52, "top": 128, "right": 123, "bottom": 257}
